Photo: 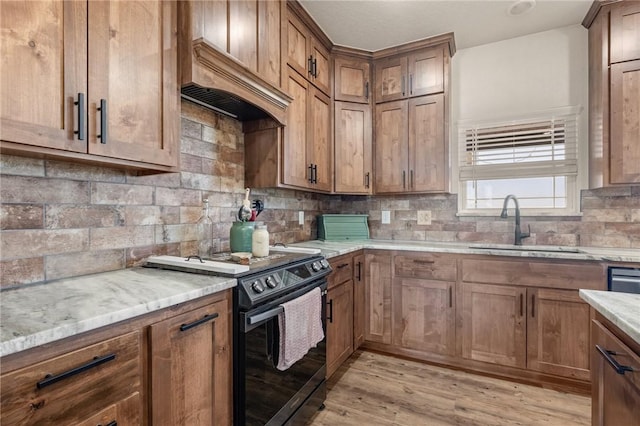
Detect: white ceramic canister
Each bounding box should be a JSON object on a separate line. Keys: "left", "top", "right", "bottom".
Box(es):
{"left": 252, "top": 223, "right": 269, "bottom": 257}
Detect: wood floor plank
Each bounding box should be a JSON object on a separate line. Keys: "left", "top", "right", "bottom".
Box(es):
{"left": 309, "top": 350, "right": 590, "bottom": 426}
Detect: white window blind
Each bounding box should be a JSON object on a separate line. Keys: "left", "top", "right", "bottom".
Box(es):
{"left": 459, "top": 114, "right": 578, "bottom": 181}
{"left": 457, "top": 106, "right": 582, "bottom": 213}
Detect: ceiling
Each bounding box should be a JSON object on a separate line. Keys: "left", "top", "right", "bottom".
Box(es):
{"left": 298, "top": 0, "right": 594, "bottom": 51}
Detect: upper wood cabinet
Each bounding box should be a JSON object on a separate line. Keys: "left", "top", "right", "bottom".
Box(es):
{"left": 186, "top": 0, "right": 283, "bottom": 89}
{"left": 374, "top": 47, "right": 444, "bottom": 103}
{"left": 375, "top": 93, "right": 447, "bottom": 193}
{"left": 335, "top": 57, "right": 371, "bottom": 103}
{"left": 150, "top": 297, "right": 232, "bottom": 425}
{"left": 334, "top": 101, "right": 373, "bottom": 194}
{"left": 0, "top": 0, "right": 178, "bottom": 172}
{"left": 584, "top": 0, "right": 640, "bottom": 187}
{"left": 610, "top": 1, "right": 640, "bottom": 63}
{"left": 286, "top": 9, "right": 330, "bottom": 96}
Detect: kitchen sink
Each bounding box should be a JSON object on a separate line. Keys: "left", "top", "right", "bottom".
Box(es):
{"left": 468, "top": 244, "right": 582, "bottom": 253}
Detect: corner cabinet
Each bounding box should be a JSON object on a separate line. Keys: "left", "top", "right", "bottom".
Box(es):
{"left": 584, "top": 0, "right": 640, "bottom": 187}
{"left": 375, "top": 93, "right": 447, "bottom": 193}
{"left": 0, "top": 0, "right": 178, "bottom": 172}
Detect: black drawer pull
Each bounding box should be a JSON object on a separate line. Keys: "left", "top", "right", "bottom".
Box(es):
{"left": 327, "top": 299, "right": 333, "bottom": 323}
{"left": 36, "top": 353, "right": 116, "bottom": 389}
{"left": 412, "top": 259, "right": 434, "bottom": 264}
{"left": 336, "top": 263, "right": 349, "bottom": 269}
{"left": 100, "top": 421, "right": 117, "bottom": 426}
{"left": 74, "top": 92, "right": 85, "bottom": 140}
{"left": 180, "top": 313, "right": 219, "bottom": 332}
{"left": 97, "top": 98, "right": 107, "bottom": 144}
{"left": 596, "top": 345, "right": 634, "bottom": 375}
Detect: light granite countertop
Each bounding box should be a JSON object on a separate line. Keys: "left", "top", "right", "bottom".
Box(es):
{"left": 579, "top": 290, "right": 640, "bottom": 345}
{"left": 289, "top": 239, "right": 640, "bottom": 263}
{"left": 0, "top": 267, "right": 236, "bottom": 357}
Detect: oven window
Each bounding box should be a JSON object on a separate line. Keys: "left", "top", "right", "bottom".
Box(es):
{"left": 242, "top": 318, "right": 326, "bottom": 425}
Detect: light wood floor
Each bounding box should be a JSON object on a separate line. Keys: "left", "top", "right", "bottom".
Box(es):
{"left": 308, "top": 350, "right": 591, "bottom": 426}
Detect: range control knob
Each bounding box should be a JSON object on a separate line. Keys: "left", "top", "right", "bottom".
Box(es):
{"left": 251, "top": 281, "right": 265, "bottom": 294}
{"left": 320, "top": 259, "right": 330, "bottom": 269}
{"left": 265, "top": 276, "right": 277, "bottom": 288}
{"left": 311, "top": 261, "right": 321, "bottom": 272}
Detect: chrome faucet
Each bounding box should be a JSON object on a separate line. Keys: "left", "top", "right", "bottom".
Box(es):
{"left": 500, "top": 194, "right": 530, "bottom": 246}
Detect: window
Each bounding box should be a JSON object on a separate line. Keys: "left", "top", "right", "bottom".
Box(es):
{"left": 457, "top": 106, "right": 581, "bottom": 215}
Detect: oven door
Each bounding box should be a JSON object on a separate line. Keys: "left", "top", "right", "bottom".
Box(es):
{"left": 235, "top": 279, "right": 327, "bottom": 426}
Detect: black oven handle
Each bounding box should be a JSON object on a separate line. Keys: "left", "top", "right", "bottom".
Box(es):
{"left": 242, "top": 280, "right": 327, "bottom": 332}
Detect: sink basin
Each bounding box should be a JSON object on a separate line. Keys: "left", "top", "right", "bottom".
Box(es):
{"left": 468, "top": 244, "right": 582, "bottom": 254}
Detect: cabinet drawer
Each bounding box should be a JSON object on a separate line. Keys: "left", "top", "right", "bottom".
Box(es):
{"left": 1, "top": 330, "right": 142, "bottom": 425}
{"left": 461, "top": 257, "right": 605, "bottom": 290}
{"left": 329, "top": 255, "right": 353, "bottom": 288}
{"left": 394, "top": 252, "right": 457, "bottom": 281}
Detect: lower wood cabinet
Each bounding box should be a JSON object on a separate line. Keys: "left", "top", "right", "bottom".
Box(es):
{"left": 326, "top": 278, "right": 354, "bottom": 378}
{"left": 150, "top": 297, "right": 232, "bottom": 426}
{"left": 1, "top": 331, "right": 143, "bottom": 425}
{"left": 591, "top": 316, "right": 640, "bottom": 426}
{"left": 394, "top": 278, "right": 455, "bottom": 356}
{"left": 353, "top": 253, "right": 365, "bottom": 349}
{"left": 0, "top": 289, "right": 232, "bottom": 426}
{"left": 364, "top": 252, "right": 392, "bottom": 345}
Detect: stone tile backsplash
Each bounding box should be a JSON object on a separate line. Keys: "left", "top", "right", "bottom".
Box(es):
{"left": 1, "top": 100, "right": 638, "bottom": 288}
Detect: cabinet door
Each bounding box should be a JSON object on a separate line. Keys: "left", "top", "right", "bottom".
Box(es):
{"left": 308, "top": 86, "right": 332, "bottom": 192}
{"left": 310, "top": 39, "right": 331, "bottom": 96}
{"left": 610, "top": 60, "right": 640, "bottom": 184}
{"left": 353, "top": 253, "right": 365, "bottom": 349}
{"left": 326, "top": 279, "right": 354, "bottom": 378}
{"left": 0, "top": 1, "right": 87, "bottom": 152}
{"left": 258, "top": 0, "right": 282, "bottom": 88}
{"left": 393, "top": 278, "right": 455, "bottom": 356}
{"left": 375, "top": 100, "right": 409, "bottom": 193}
{"left": 527, "top": 288, "right": 591, "bottom": 381}
{"left": 409, "top": 94, "right": 446, "bottom": 192}
{"left": 87, "top": 1, "right": 177, "bottom": 167}
{"left": 334, "top": 102, "right": 372, "bottom": 194}
{"left": 375, "top": 56, "right": 408, "bottom": 102}
{"left": 77, "top": 392, "right": 141, "bottom": 426}
{"left": 610, "top": 1, "right": 640, "bottom": 63}
{"left": 286, "top": 13, "right": 310, "bottom": 80}
{"left": 229, "top": 0, "right": 258, "bottom": 71}
{"left": 283, "top": 70, "right": 311, "bottom": 189}
{"left": 365, "top": 252, "right": 392, "bottom": 344}
{"left": 591, "top": 320, "right": 640, "bottom": 426}
{"left": 407, "top": 47, "right": 444, "bottom": 97}
{"left": 335, "top": 58, "right": 371, "bottom": 103}
{"left": 150, "top": 299, "right": 232, "bottom": 426}
{"left": 460, "top": 283, "right": 526, "bottom": 368}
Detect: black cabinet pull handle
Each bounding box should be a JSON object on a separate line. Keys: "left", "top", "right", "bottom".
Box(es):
{"left": 519, "top": 294, "right": 524, "bottom": 317}
{"left": 180, "top": 313, "right": 219, "bottom": 332}
{"left": 356, "top": 261, "right": 362, "bottom": 281}
{"left": 308, "top": 55, "right": 313, "bottom": 75}
{"left": 596, "top": 345, "right": 634, "bottom": 375}
{"left": 449, "top": 285, "right": 453, "bottom": 308}
{"left": 308, "top": 164, "right": 314, "bottom": 183}
{"left": 410, "top": 74, "right": 413, "bottom": 95}
{"left": 402, "top": 170, "right": 406, "bottom": 189}
{"left": 101, "top": 421, "right": 117, "bottom": 426}
{"left": 313, "top": 164, "right": 318, "bottom": 184}
{"left": 413, "top": 259, "right": 434, "bottom": 264}
{"left": 97, "top": 99, "right": 107, "bottom": 144}
{"left": 327, "top": 299, "right": 333, "bottom": 323}
{"left": 36, "top": 353, "right": 116, "bottom": 389}
{"left": 365, "top": 81, "right": 369, "bottom": 100}
{"left": 74, "top": 93, "right": 85, "bottom": 140}
{"left": 401, "top": 75, "right": 405, "bottom": 96}
{"left": 313, "top": 58, "right": 318, "bottom": 78}
{"left": 410, "top": 170, "right": 414, "bottom": 189}
{"left": 531, "top": 294, "right": 536, "bottom": 318}
{"left": 365, "top": 172, "right": 370, "bottom": 189}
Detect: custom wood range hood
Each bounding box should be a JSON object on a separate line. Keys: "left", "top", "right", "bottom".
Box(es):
{"left": 178, "top": 3, "right": 292, "bottom": 124}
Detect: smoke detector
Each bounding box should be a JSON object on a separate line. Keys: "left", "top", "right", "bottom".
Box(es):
{"left": 508, "top": 0, "right": 536, "bottom": 16}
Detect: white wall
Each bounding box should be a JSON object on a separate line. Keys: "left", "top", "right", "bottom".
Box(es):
{"left": 450, "top": 24, "right": 589, "bottom": 192}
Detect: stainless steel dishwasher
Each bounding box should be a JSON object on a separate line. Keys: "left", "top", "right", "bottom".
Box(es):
{"left": 608, "top": 267, "right": 640, "bottom": 294}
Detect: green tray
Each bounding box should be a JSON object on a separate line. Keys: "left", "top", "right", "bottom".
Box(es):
{"left": 317, "top": 214, "right": 369, "bottom": 240}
